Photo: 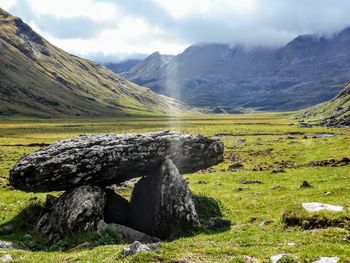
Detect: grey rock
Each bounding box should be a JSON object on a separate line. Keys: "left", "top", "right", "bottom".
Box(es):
{"left": 299, "top": 122, "right": 313, "bottom": 128}
{"left": 67, "top": 242, "right": 91, "bottom": 252}
{"left": 236, "top": 138, "right": 247, "bottom": 144}
{"left": 241, "top": 180, "right": 263, "bottom": 184}
{"left": 104, "top": 189, "right": 130, "bottom": 225}
{"left": 128, "top": 157, "right": 200, "bottom": 238}
{"left": 207, "top": 217, "right": 231, "bottom": 229}
{"left": 271, "top": 185, "right": 286, "bottom": 190}
{"left": 97, "top": 221, "right": 159, "bottom": 243}
{"left": 0, "top": 254, "right": 12, "bottom": 262}
{"left": 343, "top": 235, "right": 350, "bottom": 242}
{"left": 243, "top": 255, "right": 259, "bottom": 263}
{"left": 229, "top": 163, "right": 244, "bottom": 171}
{"left": 270, "top": 254, "right": 287, "bottom": 263}
{"left": 312, "top": 257, "right": 340, "bottom": 263}
{"left": 36, "top": 185, "right": 105, "bottom": 243}
{"left": 271, "top": 168, "right": 286, "bottom": 174}
{"left": 302, "top": 202, "right": 343, "bottom": 212}
{"left": 259, "top": 220, "right": 274, "bottom": 227}
{"left": 197, "top": 180, "right": 208, "bottom": 184}
{"left": 123, "top": 241, "right": 161, "bottom": 256}
{"left": 10, "top": 131, "right": 224, "bottom": 192}
{"left": 300, "top": 180, "right": 312, "bottom": 188}
{"left": 0, "top": 241, "right": 13, "bottom": 249}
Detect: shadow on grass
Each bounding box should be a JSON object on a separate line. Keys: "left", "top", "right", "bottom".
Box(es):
{"left": 168, "top": 194, "right": 231, "bottom": 240}
{"left": 0, "top": 194, "right": 230, "bottom": 251}
{"left": 0, "top": 201, "right": 49, "bottom": 251}
{"left": 0, "top": 201, "right": 44, "bottom": 234}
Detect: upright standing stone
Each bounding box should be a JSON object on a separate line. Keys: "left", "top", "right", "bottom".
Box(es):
{"left": 128, "top": 157, "right": 200, "bottom": 238}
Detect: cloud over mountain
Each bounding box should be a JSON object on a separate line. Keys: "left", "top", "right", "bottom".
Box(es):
{"left": 3, "top": 0, "right": 350, "bottom": 59}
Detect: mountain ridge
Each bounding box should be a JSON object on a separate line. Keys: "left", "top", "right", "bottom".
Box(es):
{"left": 110, "top": 28, "right": 350, "bottom": 111}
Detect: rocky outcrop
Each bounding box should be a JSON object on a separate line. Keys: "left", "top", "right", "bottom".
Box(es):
{"left": 317, "top": 116, "right": 350, "bottom": 128}
{"left": 10, "top": 132, "right": 224, "bottom": 244}
{"left": 128, "top": 157, "right": 199, "bottom": 238}
{"left": 36, "top": 185, "right": 105, "bottom": 242}
{"left": 10, "top": 131, "right": 224, "bottom": 192}
{"left": 300, "top": 82, "right": 350, "bottom": 128}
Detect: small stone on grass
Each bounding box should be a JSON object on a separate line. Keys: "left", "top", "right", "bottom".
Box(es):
{"left": 0, "top": 254, "right": 12, "bottom": 262}
{"left": 243, "top": 255, "right": 259, "bottom": 263}
{"left": 311, "top": 257, "right": 340, "bottom": 263}
{"left": 241, "top": 180, "right": 263, "bottom": 184}
{"left": 300, "top": 181, "right": 312, "bottom": 188}
{"left": 302, "top": 202, "right": 343, "bottom": 212}
{"left": 123, "top": 241, "right": 161, "bottom": 256}
{"left": 0, "top": 241, "right": 13, "bottom": 249}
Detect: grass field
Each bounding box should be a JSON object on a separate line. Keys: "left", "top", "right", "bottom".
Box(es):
{"left": 0, "top": 113, "right": 350, "bottom": 262}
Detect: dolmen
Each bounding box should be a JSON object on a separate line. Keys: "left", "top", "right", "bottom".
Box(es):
{"left": 10, "top": 131, "right": 224, "bottom": 243}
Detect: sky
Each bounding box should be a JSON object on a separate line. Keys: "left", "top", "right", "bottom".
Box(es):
{"left": 2, "top": 0, "right": 350, "bottom": 62}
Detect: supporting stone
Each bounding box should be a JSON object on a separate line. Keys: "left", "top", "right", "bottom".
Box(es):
{"left": 36, "top": 185, "right": 105, "bottom": 243}
{"left": 128, "top": 157, "right": 200, "bottom": 238}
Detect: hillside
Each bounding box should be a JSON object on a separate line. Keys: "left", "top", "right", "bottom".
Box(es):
{"left": 0, "top": 8, "right": 185, "bottom": 117}
{"left": 111, "top": 31, "right": 350, "bottom": 111}
{"left": 299, "top": 82, "right": 350, "bottom": 127}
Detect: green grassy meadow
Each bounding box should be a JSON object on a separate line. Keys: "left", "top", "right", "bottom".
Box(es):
{"left": 0, "top": 113, "right": 350, "bottom": 262}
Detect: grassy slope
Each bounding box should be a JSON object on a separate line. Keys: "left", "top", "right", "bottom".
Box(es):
{"left": 299, "top": 82, "right": 350, "bottom": 121}
{"left": 0, "top": 114, "right": 350, "bottom": 262}
{"left": 0, "top": 8, "right": 186, "bottom": 117}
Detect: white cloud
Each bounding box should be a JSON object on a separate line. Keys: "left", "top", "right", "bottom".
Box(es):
{"left": 4, "top": 0, "right": 350, "bottom": 61}
{"left": 151, "top": 0, "right": 259, "bottom": 19}
{"left": 28, "top": 0, "right": 118, "bottom": 20}
{"left": 1, "top": 0, "right": 17, "bottom": 10}
{"left": 43, "top": 16, "right": 186, "bottom": 56}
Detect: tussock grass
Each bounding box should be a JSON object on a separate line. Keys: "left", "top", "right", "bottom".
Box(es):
{"left": 282, "top": 206, "right": 350, "bottom": 230}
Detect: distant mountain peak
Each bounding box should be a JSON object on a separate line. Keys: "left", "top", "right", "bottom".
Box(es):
{"left": 337, "top": 26, "right": 350, "bottom": 41}
{"left": 149, "top": 51, "right": 161, "bottom": 57}
{"left": 0, "top": 11, "right": 49, "bottom": 59}
{"left": 14, "top": 18, "right": 46, "bottom": 46}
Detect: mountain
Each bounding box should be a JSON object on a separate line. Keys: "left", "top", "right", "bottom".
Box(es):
{"left": 120, "top": 29, "right": 350, "bottom": 111}
{"left": 122, "top": 52, "right": 175, "bottom": 94}
{"left": 299, "top": 82, "right": 350, "bottom": 127}
{"left": 0, "top": 8, "right": 185, "bottom": 117}
{"left": 104, "top": 59, "right": 141, "bottom": 74}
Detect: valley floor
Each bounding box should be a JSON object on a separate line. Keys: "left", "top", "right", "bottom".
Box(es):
{"left": 0, "top": 113, "right": 350, "bottom": 262}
